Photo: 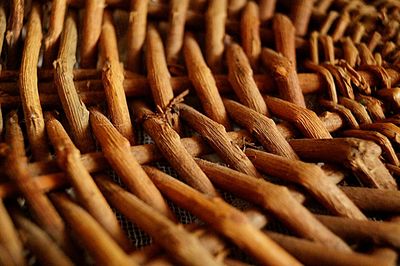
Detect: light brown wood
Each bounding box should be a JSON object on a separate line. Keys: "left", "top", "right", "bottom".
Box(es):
{"left": 227, "top": 43, "right": 268, "bottom": 115}
{"left": 196, "top": 159, "right": 350, "bottom": 251}
{"left": 223, "top": 99, "right": 298, "bottom": 159}
{"left": 166, "top": 0, "right": 189, "bottom": 66}
{"left": 241, "top": 1, "right": 261, "bottom": 70}
{"left": 96, "top": 176, "right": 223, "bottom": 266}
{"left": 273, "top": 14, "right": 296, "bottom": 67}
{"left": 289, "top": 138, "right": 398, "bottom": 190}
{"left": 126, "top": 0, "right": 149, "bottom": 72}
{"left": 183, "top": 34, "right": 230, "bottom": 129}
{"left": 43, "top": 0, "right": 67, "bottom": 67}
{"left": 90, "top": 108, "right": 174, "bottom": 219}
{"left": 80, "top": 0, "right": 105, "bottom": 67}
{"left": 51, "top": 193, "right": 136, "bottom": 266}
{"left": 205, "top": 0, "right": 227, "bottom": 73}
{"left": 246, "top": 148, "right": 367, "bottom": 220}
{"left": 261, "top": 49, "right": 305, "bottom": 107}
{"left": 53, "top": 11, "right": 94, "bottom": 152}
{"left": 266, "top": 232, "right": 391, "bottom": 266}
{"left": 19, "top": 3, "right": 50, "bottom": 161}
{"left": 132, "top": 101, "right": 218, "bottom": 196}
{"left": 178, "top": 103, "right": 263, "bottom": 179}
{"left": 265, "top": 96, "right": 331, "bottom": 139}
{"left": 0, "top": 201, "right": 25, "bottom": 266}
{"left": 5, "top": 111, "right": 74, "bottom": 257}
{"left": 143, "top": 166, "right": 302, "bottom": 266}
{"left": 46, "top": 113, "right": 132, "bottom": 250}
{"left": 100, "top": 11, "right": 135, "bottom": 144}
{"left": 12, "top": 211, "right": 73, "bottom": 266}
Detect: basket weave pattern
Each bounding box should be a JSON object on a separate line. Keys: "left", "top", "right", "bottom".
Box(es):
{"left": 0, "top": 0, "right": 400, "bottom": 265}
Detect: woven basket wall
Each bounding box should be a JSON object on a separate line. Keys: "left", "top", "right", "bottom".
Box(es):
{"left": 0, "top": 0, "right": 400, "bottom": 265}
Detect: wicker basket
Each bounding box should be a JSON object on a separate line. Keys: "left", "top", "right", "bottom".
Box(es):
{"left": 0, "top": 0, "right": 400, "bottom": 265}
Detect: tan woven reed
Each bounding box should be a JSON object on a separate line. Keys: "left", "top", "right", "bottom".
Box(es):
{"left": 0, "top": 0, "right": 400, "bottom": 265}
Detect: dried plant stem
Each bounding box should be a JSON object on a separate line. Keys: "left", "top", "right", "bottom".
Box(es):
{"left": 51, "top": 193, "right": 136, "bottom": 266}
{"left": 342, "top": 37, "right": 359, "bottom": 67}
{"left": 356, "top": 94, "right": 385, "bottom": 121}
{"left": 6, "top": 0, "right": 24, "bottom": 67}
{"left": 126, "top": 0, "right": 149, "bottom": 72}
{"left": 80, "top": 0, "right": 105, "bottom": 67}
{"left": 166, "top": 0, "right": 189, "bottom": 66}
{"left": 183, "top": 34, "right": 230, "bottom": 129}
{"left": 319, "top": 100, "right": 359, "bottom": 129}
{"left": 259, "top": 0, "right": 276, "bottom": 22}
{"left": 342, "top": 130, "right": 399, "bottom": 166}
{"left": 4, "top": 112, "right": 346, "bottom": 183}
{"left": 0, "top": 201, "right": 25, "bottom": 266}
{"left": 319, "top": 12, "right": 338, "bottom": 35}
{"left": 266, "top": 232, "right": 391, "bottom": 266}
{"left": 316, "top": 215, "right": 400, "bottom": 249}
{"left": 90, "top": 109, "right": 174, "bottom": 219}
{"left": 338, "top": 97, "right": 372, "bottom": 124}
{"left": 12, "top": 211, "right": 73, "bottom": 266}
{"left": 241, "top": 1, "right": 261, "bottom": 70}
{"left": 246, "top": 148, "right": 367, "bottom": 220}
{"left": 1, "top": 68, "right": 400, "bottom": 99}
{"left": 132, "top": 100, "right": 218, "bottom": 196}
{"left": 265, "top": 96, "right": 331, "bottom": 139}
{"left": 19, "top": 3, "right": 49, "bottom": 161}
{"left": 143, "top": 166, "right": 302, "bottom": 266}
{"left": 360, "top": 123, "right": 400, "bottom": 145}
{"left": 178, "top": 103, "right": 262, "bottom": 179}
{"left": 146, "top": 24, "right": 174, "bottom": 110}
{"left": 304, "top": 60, "right": 337, "bottom": 103}
{"left": 43, "top": 0, "right": 67, "bottom": 67}
{"left": 196, "top": 159, "right": 350, "bottom": 251}
{"left": 205, "top": 0, "right": 227, "bottom": 73}
{"left": 262, "top": 49, "right": 305, "bottom": 107}
{"left": 227, "top": 43, "right": 268, "bottom": 115}
{"left": 341, "top": 186, "right": 400, "bottom": 213}
{"left": 332, "top": 12, "right": 350, "bottom": 41}
{"left": 54, "top": 11, "right": 94, "bottom": 152}
{"left": 273, "top": 14, "right": 296, "bottom": 68}
{"left": 5, "top": 111, "right": 74, "bottom": 257}
{"left": 289, "top": 138, "right": 398, "bottom": 190}
{"left": 101, "top": 11, "right": 135, "bottom": 144}
{"left": 0, "top": 3, "right": 6, "bottom": 58}
{"left": 223, "top": 99, "right": 298, "bottom": 159}
{"left": 46, "top": 113, "right": 132, "bottom": 250}
{"left": 290, "top": 0, "right": 314, "bottom": 36}
{"left": 96, "top": 176, "right": 223, "bottom": 266}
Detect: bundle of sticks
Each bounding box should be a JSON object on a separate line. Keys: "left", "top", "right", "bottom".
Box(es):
{"left": 1, "top": 0, "right": 400, "bottom": 265}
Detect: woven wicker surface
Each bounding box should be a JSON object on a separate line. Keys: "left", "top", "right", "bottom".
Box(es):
{"left": 1, "top": 0, "right": 400, "bottom": 265}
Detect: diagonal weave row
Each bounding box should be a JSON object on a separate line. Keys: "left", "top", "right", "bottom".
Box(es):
{"left": 1, "top": 0, "right": 400, "bottom": 265}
